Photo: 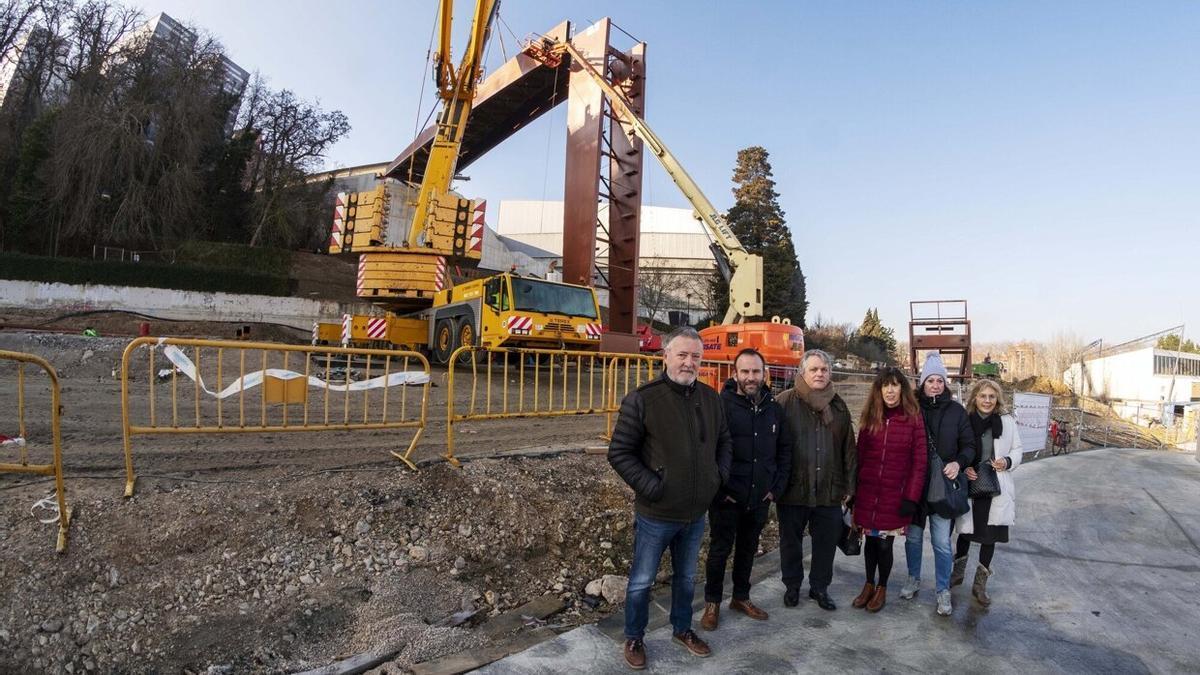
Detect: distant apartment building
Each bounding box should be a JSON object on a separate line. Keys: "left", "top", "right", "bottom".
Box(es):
{"left": 1000, "top": 342, "right": 1041, "bottom": 381}
{"left": 0, "top": 31, "right": 32, "bottom": 107}
{"left": 0, "top": 27, "right": 56, "bottom": 109}
{"left": 120, "top": 12, "right": 250, "bottom": 134}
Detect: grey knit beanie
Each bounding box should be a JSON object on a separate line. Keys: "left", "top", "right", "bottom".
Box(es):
{"left": 919, "top": 352, "right": 950, "bottom": 387}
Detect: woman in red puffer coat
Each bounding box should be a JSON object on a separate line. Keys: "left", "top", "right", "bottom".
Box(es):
{"left": 851, "top": 367, "right": 927, "bottom": 613}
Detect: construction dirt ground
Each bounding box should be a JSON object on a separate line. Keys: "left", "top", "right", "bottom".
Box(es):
{"left": 0, "top": 321, "right": 1166, "bottom": 674}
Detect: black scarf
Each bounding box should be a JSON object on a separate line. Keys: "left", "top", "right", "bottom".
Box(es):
{"left": 968, "top": 411, "right": 1003, "bottom": 448}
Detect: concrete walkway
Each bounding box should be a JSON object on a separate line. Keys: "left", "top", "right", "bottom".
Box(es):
{"left": 481, "top": 448, "right": 1200, "bottom": 674}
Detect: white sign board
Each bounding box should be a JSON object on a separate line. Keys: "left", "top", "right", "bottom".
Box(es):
{"left": 1013, "top": 392, "right": 1052, "bottom": 454}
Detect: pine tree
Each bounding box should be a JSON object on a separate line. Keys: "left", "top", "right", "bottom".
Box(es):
{"left": 715, "top": 146, "right": 808, "bottom": 326}
{"left": 854, "top": 308, "right": 898, "bottom": 364}
{"left": 1157, "top": 334, "right": 1200, "bottom": 354}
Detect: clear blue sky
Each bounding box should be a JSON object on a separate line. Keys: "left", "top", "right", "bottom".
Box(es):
{"left": 149, "top": 1, "right": 1199, "bottom": 344}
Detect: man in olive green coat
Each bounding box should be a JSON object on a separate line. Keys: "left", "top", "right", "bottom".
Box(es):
{"left": 776, "top": 349, "right": 856, "bottom": 611}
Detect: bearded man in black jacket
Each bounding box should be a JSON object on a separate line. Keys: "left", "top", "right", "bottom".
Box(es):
{"left": 700, "top": 348, "right": 792, "bottom": 631}
{"left": 608, "top": 327, "right": 732, "bottom": 670}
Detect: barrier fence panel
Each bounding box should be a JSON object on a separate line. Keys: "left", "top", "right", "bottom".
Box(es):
{"left": 120, "top": 337, "right": 431, "bottom": 496}
{"left": 445, "top": 347, "right": 660, "bottom": 466}
{"left": 1107, "top": 400, "right": 1200, "bottom": 449}
{"left": 0, "top": 350, "right": 72, "bottom": 552}
{"left": 445, "top": 353, "right": 914, "bottom": 466}
{"left": 1047, "top": 406, "right": 1178, "bottom": 451}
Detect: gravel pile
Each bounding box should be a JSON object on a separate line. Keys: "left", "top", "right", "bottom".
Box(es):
{"left": 0, "top": 454, "right": 642, "bottom": 673}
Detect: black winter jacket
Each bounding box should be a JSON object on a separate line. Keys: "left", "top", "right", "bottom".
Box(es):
{"left": 918, "top": 390, "right": 976, "bottom": 469}
{"left": 607, "top": 374, "right": 733, "bottom": 523}
{"left": 718, "top": 379, "right": 793, "bottom": 508}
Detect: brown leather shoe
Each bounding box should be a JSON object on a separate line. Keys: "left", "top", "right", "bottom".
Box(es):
{"left": 700, "top": 601, "right": 719, "bottom": 630}
{"left": 729, "top": 598, "right": 769, "bottom": 620}
{"left": 852, "top": 582, "right": 875, "bottom": 609}
{"left": 623, "top": 638, "right": 646, "bottom": 670}
{"left": 672, "top": 629, "right": 712, "bottom": 657}
{"left": 866, "top": 585, "right": 887, "bottom": 613}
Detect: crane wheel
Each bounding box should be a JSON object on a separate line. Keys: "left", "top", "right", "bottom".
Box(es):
{"left": 456, "top": 318, "right": 476, "bottom": 366}
{"left": 433, "top": 319, "right": 455, "bottom": 365}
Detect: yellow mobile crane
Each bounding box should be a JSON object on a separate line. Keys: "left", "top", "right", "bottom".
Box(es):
{"left": 317, "top": 2, "right": 603, "bottom": 363}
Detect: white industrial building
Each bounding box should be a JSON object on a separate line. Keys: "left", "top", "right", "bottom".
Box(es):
{"left": 1063, "top": 347, "right": 1200, "bottom": 428}
{"left": 495, "top": 200, "right": 718, "bottom": 325}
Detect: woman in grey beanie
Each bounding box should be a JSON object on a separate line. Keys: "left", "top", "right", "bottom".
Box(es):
{"left": 898, "top": 352, "right": 976, "bottom": 617}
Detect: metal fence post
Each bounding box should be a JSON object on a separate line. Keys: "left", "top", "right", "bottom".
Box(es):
{"left": 1076, "top": 408, "right": 1084, "bottom": 452}
{"left": 1194, "top": 410, "right": 1199, "bottom": 462}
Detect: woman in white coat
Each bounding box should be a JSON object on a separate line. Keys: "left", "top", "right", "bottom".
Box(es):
{"left": 951, "top": 378, "right": 1022, "bottom": 606}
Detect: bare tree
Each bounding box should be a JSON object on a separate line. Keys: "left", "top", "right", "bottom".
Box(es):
{"left": 45, "top": 10, "right": 243, "bottom": 253}
{"left": 2, "top": 1, "right": 351, "bottom": 256}
{"left": 637, "top": 265, "right": 698, "bottom": 324}
{"left": 0, "top": 0, "right": 39, "bottom": 61}
{"left": 239, "top": 81, "right": 349, "bottom": 247}
{"left": 0, "top": 0, "right": 71, "bottom": 248}
{"left": 803, "top": 314, "right": 855, "bottom": 358}
{"left": 1041, "top": 330, "right": 1089, "bottom": 381}
{"left": 895, "top": 340, "right": 911, "bottom": 371}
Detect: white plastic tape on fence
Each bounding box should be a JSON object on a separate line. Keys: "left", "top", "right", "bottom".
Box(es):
{"left": 153, "top": 341, "right": 429, "bottom": 400}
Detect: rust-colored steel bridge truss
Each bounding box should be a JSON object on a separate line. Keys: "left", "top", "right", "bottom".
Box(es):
{"left": 385, "top": 19, "right": 646, "bottom": 347}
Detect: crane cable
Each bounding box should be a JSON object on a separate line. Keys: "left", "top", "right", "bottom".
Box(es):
{"left": 406, "top": 6, "right": 442, "bottom": 184}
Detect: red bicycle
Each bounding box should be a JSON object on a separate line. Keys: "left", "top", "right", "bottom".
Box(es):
{"left": 1051, "top": 421, "right": 1072, "bottom": 456}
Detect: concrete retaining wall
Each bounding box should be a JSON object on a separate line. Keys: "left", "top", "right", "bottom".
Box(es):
{"left": 0, "top": 280, "right": 380, "bottom": 331}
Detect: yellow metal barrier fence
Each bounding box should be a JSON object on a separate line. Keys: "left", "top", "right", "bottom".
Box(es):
{"left": 0, "top": 350, "right": 72, "bottom": 552}
{"left": 445, "top": 346, "right": 660, "bottom": 466}
{"left": 120, "top": 337, "right": 431, "bottom": 496}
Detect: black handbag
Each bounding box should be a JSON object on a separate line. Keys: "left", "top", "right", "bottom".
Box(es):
{"left": 927, "top": 451, "right": 970, "bottom": 518}
{"left": 837, "top": 505, "right": 862, "bottom": 556}
{"left": 968, "top": 463, "right": 1001, "bottom": 499}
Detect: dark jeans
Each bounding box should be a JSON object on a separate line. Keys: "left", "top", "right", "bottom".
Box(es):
{"left": 704, "top": 500, "right": 770, "bottom": 603}
{"left": 777, "top": 503, "right": 841, "bottom": 593}
{"left": 624, "top": 512, "right": 706, "bottom": 640}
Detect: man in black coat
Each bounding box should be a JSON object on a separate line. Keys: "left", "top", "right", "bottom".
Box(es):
{"left": 700, "top": 348, "right": 792, "bottom": 631}
{"left": 607, "top": 327, "right": 732, "bottom": 669}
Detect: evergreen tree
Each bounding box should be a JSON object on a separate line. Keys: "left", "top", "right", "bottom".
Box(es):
{"left": 2, "top": 110, "right": 57, "bottom": 253}
{"left": 1157, "top": 334, "right": 1199, "bottom": 354}
{"left": 853, "top": 307, "right": 899, "bottom": 364}
{"left": 714, "top": 146, "right": 808, "bottom": 326}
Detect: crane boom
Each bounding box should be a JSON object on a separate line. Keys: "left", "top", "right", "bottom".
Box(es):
{"left": 549, "top": 41, "right": 763, "bottom": 324}
{"left": 409, "top": 0, "right": 500, "bottom": 248}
